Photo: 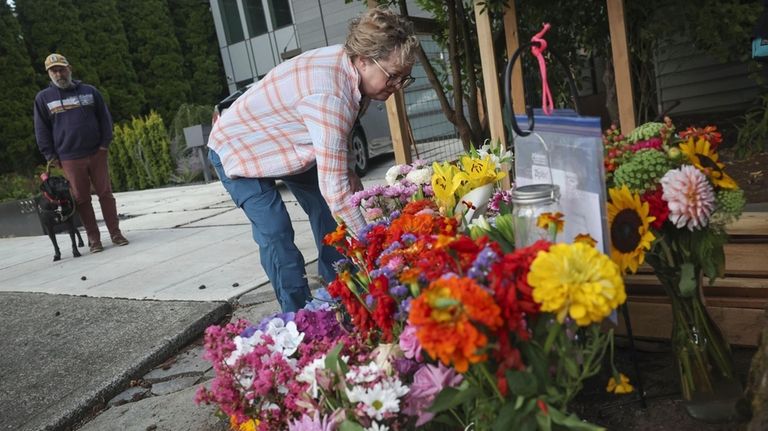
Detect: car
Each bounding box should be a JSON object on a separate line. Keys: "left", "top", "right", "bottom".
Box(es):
{"left": 212, "top": 85, "right": 393, "bottom": 176}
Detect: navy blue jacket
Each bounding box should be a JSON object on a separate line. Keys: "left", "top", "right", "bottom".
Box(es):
{"left": 33, "top": 80, "right": 113, "bottom": 161}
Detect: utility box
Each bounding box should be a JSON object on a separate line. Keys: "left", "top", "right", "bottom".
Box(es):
{"left": 183, "top": 124, "right": 213, "bottom": 182}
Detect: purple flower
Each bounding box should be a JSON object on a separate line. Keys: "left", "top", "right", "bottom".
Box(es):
{"left": 257, "top": 312, "right": 295, "bottom": 330}
{"left": 288, "top": 410, "right": 342, "bottom": 431}
{"left": 467, "top": 246, "right": 499, "bottom": 282}
{"left": 393, "top": 357, "right": 420, "bottom": 377}
{"left": 403, "top": 363, "right": 463, "bottom": 426}
{"left": 398, "top": 324, "right": 422, "bottom": 361}
{"left": 294, "top": 308, "right": 344, "bottom": 342}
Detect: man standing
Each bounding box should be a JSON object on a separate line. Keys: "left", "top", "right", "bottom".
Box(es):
{"left": 34, "top": 53, "right": 129, "bottom": 253}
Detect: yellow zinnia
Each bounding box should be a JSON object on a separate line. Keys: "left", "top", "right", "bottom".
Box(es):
{"left": 679, "top": 137, "right": 737, "bottom": 189}
{"left": 607, "top": 185, "right": 656, "bottom": 274}
{"left": 527, "top": 242, "right": 626, "bottom": 326}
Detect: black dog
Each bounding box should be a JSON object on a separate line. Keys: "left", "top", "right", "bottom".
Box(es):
{"left": 37, "top": 173, "right": 84, "bottom": 261}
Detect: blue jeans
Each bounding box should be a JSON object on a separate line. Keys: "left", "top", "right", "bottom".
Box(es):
{"left": 209, "top": 150, "right": 343, "bottom": 312}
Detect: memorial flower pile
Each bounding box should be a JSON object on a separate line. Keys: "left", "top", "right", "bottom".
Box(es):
{"left": 197, "top": 145, "right": 630, "bottom": 430}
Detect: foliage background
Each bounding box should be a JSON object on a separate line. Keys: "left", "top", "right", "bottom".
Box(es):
{"left": 0, "top": 0, "right": 225, "bottom": 177}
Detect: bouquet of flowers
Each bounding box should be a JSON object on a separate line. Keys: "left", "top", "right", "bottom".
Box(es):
{"left": 603, "top": 118, "right": 746, "bottom": 415}
{"left": 197, "top": 145, "right": 631, "bottom": 430}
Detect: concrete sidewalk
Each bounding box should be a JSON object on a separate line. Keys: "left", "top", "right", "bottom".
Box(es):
{"left": 0, "top": 155, "right": 396, "bottom": 431}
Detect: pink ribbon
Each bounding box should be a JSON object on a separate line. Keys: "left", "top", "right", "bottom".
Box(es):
{"left": 530, "top": 23, "right": 553, "bottom": 115}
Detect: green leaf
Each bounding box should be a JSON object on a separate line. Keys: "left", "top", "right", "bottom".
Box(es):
{"left": 505, "top": 370, "right": 538, "bottom": 397}
{"left": 338, "top": 420, "right": 365, "bottom": 431}
{"left": 563, "top": 356, "right": 580, "bottom": 379}
{"left": 427, "top": 385, "right": 479, "bottom": 413}
{"left": 324, "top": 341, "right": 344, "bottom": 373}
{"left": 678, "top": 262, "right": 696, "bottom": 297}
{"left": 493, "top": 398, "right": 538, "bottom": 431}
{"left": 495, "top": 214, "right": 516, "bottom": 245}
{"left": 536, "top": 411, "right": 552, "bottom": 431}
{"left": 548, "top": 404, "right": 606, "bottom": 430}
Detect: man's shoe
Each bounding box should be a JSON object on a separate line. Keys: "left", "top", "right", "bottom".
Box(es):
{"left": 89, "top": 241, "right": 104, "bottom": 253}
{"left": 111, "top": 234, "right": 129, "bottom": 246}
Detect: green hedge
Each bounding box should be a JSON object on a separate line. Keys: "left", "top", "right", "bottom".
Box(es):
{"left": 109, "top": 111, "right": 174, "bottom": 192}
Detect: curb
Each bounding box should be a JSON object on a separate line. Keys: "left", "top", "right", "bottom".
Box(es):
{"left": 47, "top": 301, "right": 232, "bottom": 431}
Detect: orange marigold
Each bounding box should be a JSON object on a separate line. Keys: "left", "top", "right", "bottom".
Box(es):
{"left": 402, "top": 199, "right": 438, "bottom": 215}
{"left": 409, "top": 275, "right": 502, "bottom": 372}
{"left": 323, "top": 223, "right": 347, "bottom": 245}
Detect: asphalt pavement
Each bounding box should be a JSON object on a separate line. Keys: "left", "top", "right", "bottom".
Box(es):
{"left": 0, "top": 154, "right": 395, "bottom": 431}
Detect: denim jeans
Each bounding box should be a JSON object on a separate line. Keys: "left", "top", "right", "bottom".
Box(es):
{"left": 209, "top": 150, "right": 343, "bottom": 312}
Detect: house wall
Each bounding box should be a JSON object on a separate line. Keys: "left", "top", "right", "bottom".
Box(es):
{"left": 655, "top": 40, "right": 760, "bottom": 116}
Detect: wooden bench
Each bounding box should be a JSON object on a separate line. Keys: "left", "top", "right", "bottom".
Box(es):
{"left": 617, "top": 211, "right": 768, "bottom": 347}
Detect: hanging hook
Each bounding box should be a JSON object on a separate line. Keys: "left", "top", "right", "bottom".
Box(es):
{"left": 504, "top": 29, "right": 582, "bottom": 137}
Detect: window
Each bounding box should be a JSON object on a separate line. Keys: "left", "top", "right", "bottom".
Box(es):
{"left": 243, "top": 0, "right": 268, "bottom": 37}
{"left": 269, "top": 0, "right": 293, "bottom": 29}
{"left": 219, "top": 0, "right": 245, "bottom": 44}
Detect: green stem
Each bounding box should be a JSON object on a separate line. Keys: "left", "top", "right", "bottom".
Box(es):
{"left": 476, "top": 362, "right": 504, "bottom": 401}
{"left": 691, "top": 297, "right": 734, "bottom": 379}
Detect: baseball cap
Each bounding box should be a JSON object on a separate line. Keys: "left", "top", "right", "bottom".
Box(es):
{"left": 44, "top": 53, "right": 70, "bottom": 70}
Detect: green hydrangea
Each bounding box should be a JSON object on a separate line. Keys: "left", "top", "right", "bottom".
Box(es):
{"left": 627, "top": 122, "right": 664, "bottom": 143}
{"left": 712, "top": 189, "right": 746, "bottom": 225}
{"left": 613, "top": 149, "right": 673, "bottom": 194}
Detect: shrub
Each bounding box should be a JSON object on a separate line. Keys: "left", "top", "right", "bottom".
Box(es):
{"left": 110, "top": 111, "right": 174, "bottom": 191}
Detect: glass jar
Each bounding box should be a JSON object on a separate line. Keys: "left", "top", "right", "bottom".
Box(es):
{"left": 511, "top": 184, "right": 561, "bottom": 249}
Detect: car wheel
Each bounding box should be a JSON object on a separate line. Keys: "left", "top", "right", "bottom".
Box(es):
{"left": 351, "top": 127, "right": 369, "bottom": 176}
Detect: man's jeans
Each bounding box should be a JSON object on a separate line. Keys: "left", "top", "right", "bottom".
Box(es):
{"left": 209, "top": 150, "right": 343, "bottom": 312}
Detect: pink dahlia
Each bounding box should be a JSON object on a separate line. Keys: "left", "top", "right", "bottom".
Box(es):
{"left": 660, "top": 165, "right": 715, "bottom": 230}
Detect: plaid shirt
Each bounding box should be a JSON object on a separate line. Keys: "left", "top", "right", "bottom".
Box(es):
{"left": 208, "top": 45, "right": 367, "bottom": 233}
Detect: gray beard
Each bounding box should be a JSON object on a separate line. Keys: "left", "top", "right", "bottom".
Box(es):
{"left": 51, "top": 76, "right": 73, "bottom": 89}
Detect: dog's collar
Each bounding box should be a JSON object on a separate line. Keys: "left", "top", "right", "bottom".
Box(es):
{"left": 42, "top": 190, "right": 69, "bottom": 206}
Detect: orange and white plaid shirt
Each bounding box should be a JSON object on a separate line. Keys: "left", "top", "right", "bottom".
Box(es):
{"left": 208, "top": 45, "right": 367, "bottom": 233}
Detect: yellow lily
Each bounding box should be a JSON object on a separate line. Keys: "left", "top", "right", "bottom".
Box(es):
{"left": 459, "top": 155, "right": 506, "bottom": 189}
{"left": 431, "top": 161, "right": 459, "bottom": 209}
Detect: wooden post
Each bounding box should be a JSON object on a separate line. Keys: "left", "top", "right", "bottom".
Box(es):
{"left": 475, "top": 1, "right": 511, "bottom": 188}
{"left": 606, "top": 0, "right": 636, "bottom": 131}
{"left": 473, "top": 1, "right": 506, "bottom": 152}
{"left": 368, "top": 0, "right": 413, "bottom": 165}
{"left": 386, "top": 93, "right": 412, "bottom": 164}
{"left": 503, "top": 0, "right": 526, "bottom": 115}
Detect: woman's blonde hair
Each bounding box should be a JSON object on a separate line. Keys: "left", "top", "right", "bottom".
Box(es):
{"left": 344, "top": 6, "right": 419, "bottom": 68}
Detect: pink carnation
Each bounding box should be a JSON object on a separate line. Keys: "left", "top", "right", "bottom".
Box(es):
{"left": 660, "top": 165, "right": 715, "bottom": 230}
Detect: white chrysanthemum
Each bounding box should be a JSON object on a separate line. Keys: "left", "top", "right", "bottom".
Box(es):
{"left": 366, "top": 421, "right": 390, "bottom": 431}
{"left": 405, "top": 166, "right": 433, "bottom": 185}
{"left": 346, "top": 362, "right": 383, "bottom": 384}
{"left": 346, "top": 378, "right": 409, "bottom": 421}
{"left": 385, "top": 164, "right": 408, "bottom": 185}
{"left": 297, "top": 355, "right": 326, "bottom": 398}
{"left": 661, "top": 165, "right": 716, "bottom": 231}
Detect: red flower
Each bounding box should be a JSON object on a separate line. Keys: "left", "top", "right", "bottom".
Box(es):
{"left": 642, "top": 187, "right": 669, "bottom": 230}
{"left": 487, "top": 240, "right": 551, "bottom": 339}
{"left": 369, "top": 275, "right": 397, "bottom": 342}
{"left": 679, "top": 125, "right": 722, "bottom": 150}
{"left": 327, "top": 278, "right": 373, "bottom": 335}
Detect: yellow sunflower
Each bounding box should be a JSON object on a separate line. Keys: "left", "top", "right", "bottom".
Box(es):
{"left": 607, "top": 185, "right": 656, "bottom": 274}
{"left": 679, "top": 137, "right": 737, "bottom": 189}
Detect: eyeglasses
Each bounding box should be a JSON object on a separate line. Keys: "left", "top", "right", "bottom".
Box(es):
{"left": 371, "top": 58, "right": 415, "bottom": 89}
